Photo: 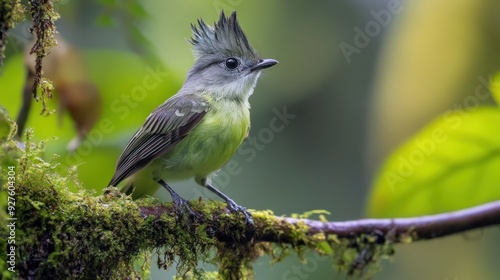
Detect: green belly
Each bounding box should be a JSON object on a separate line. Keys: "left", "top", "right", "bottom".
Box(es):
{"left": 153, "top": 103, "right": 250, "bottom": 181}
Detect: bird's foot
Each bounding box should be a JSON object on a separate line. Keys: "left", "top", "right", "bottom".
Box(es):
{"left": 170, "top": 192, "right": 200, "bottom": 220}
{"left": 226, "top": 199, "right": 254, "bottom": 226}
{"left": 157, "top": 179, "right": 201, "bottom": 221}
{"left": 201, "top": 181, "right": 253, "bottom": 226}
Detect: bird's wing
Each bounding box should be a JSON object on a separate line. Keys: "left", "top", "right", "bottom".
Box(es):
{"left": 108, "top": 94, "right": 209, "bottom": 186}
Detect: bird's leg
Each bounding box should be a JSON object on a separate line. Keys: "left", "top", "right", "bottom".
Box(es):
{"left": 202, "top": 181, "right": 254, "bottom": 226}
{"left": 157, "top": 179, "right": 198, "bottom": 219}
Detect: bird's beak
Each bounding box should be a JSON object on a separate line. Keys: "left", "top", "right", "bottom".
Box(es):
{"left": 250, "top": 58, "right": 278, "bottom": 72}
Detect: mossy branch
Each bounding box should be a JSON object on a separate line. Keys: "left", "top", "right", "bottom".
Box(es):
{"left": 1, "top": 127, "right": 500, "bottom": 279}
{"left": 139, "top": 200, "right": 500, "bottom": 245}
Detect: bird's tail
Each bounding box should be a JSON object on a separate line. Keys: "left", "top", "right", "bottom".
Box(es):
{"left": 119, "top": 180, "right": 135, "bottom": 196}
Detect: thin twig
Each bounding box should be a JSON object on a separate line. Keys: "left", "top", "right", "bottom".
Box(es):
{"left": 281, "top": 200, "right": 500, "bottom": 242}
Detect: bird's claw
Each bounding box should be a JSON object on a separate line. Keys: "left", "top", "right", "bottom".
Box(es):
{"left": 171, "top": 192, "right": 199, "bottom": 220}
{"left": 227, "top": 200, "right": 254, "bottom": 226}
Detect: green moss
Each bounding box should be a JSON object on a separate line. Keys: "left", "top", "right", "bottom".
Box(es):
{"left": 0, "top": 123, "right": 218, "bottom": 278}
{"left": 28, "top": 0, "right": 59, "bottom": 115}
{"left": 327, "top": 233, "right": 396, "bottom": 278}
{"left": 3, "top": 131, "right": 145, "bottom": 278}
{"left": 249, "top": 210, "right": 395, "bottom": 279}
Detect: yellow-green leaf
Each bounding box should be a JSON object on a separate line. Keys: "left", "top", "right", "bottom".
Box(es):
{"left": 368, "top": 106, "right": 500, "bottom": 217}
{"left": 315, "top": 241, "right": 334, "bottom": 256}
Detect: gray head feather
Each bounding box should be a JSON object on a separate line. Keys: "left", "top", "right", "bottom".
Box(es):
{"left": 189, "top": 11, "right": 259, "bottom": 60}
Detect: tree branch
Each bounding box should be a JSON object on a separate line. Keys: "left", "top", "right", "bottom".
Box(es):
{"left": 281, "top": 201, "right": 500, "bottom": 242}
{"left": 139, "top": 200, "right": 500, "bottom": 245}
{"left": 136, "top": 199, "right": 500, "bottom": 279}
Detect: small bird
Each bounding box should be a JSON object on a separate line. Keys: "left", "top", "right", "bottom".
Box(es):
{"left": 107, "top": 11, "right": 278, "bottom": 223}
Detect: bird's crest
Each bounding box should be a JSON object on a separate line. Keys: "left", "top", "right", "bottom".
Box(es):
{"left": 189, "top": 11, "right": 259, "bottom": 60}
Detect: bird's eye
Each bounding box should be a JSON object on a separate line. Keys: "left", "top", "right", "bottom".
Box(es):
{"left": 225, "top": 58, "right": 239, "bottom": 70}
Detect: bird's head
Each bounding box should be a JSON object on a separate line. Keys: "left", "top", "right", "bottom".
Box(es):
{"left": 184, "top": 11, "right": 278, "bottom": 100}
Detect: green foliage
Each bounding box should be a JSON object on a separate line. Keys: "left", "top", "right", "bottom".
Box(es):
{"left": 368, "top": 106, "right": 500, "bottom": 217}
{"left": 290, "top": 209, "right": 331, "bottom": 220}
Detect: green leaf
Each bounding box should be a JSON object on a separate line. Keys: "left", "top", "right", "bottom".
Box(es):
{"left": 315, "top": 241, "right": 334, "bottom": 256}
{"left": 367, "top": 106, "right": 500, "bottom": 218}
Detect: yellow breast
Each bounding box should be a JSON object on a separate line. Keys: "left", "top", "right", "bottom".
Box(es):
{"left": 156, "top": 98, "right": 250, "bottom": 180}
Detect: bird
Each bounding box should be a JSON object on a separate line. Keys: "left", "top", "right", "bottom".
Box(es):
{"left": 107, "top": 11, "right": 278, "bottom": 224}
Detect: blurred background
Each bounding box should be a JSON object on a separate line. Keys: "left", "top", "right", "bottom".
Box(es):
{"left": 1, "top": 0, "right": 500, "bottom": 279}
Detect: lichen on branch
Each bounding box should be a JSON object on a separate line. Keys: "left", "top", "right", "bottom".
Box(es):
{"left": 28, "top": 0, "right": 59, "bottom": 115}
